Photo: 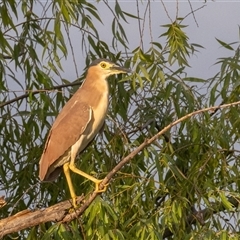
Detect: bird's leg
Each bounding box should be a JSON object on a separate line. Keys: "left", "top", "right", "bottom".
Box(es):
{"left": 63, "top": 163, "right": 77, "bottom": 208}
{"left": 69, "top": 163, "right": 108, "bottom": 192}
{"left": 68, "top": 163, "right": 108, "bottom": 193}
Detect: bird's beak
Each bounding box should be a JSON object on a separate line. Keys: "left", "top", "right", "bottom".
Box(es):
{"left": 110, "top": 65, "right": 132, "bottom": 74}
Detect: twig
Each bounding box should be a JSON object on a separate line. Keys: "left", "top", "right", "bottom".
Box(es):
{"left": 0, "top": 81, "right": 82, "bottom": 108}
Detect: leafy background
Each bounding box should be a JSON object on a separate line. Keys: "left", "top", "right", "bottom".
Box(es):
{"left": 0, "top": 1, "right": 240, "bottom": 239}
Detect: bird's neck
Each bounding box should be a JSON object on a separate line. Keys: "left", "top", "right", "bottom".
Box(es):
{"left": 81, "top": 73, "right": 109, "bottom": 93}
{"left": 80, "top": 72, "right": 109, "bottom": 110}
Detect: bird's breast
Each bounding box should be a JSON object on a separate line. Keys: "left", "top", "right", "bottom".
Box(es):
{"left": 74, "top": 80, "right": 109, "bottom": 153}
{"left": 91, "top": 90, "right": 109, "bottom": 134}
{"left": 73, "top": 92, "right": 108, "bottom": 157}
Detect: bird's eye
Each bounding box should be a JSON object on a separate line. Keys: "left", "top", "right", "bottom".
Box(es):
{"left": 100, "top": 62, "right": 107, "bottom": 68}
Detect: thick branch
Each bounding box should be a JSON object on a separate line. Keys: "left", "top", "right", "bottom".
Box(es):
{"left": 0, "top": 196, "right": 84, "bottom": 238}
{"left": 1, "top": 101, "right": 240, "bottom": 237}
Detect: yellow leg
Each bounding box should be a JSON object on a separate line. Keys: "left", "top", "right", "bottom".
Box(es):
{"left": 63, "top": 163, "right": 77, "bottom": 208}
{"left": 68, "top": 163, "right": 108, "bottom": 193}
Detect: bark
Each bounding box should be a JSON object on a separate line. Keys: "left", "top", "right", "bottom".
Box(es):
{"left": 0, "top": 195, "right": 84, "bottom": 238}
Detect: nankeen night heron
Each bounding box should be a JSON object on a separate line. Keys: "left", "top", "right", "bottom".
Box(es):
{"left": 39, "top": 59, "right": 131, "bottom": 207}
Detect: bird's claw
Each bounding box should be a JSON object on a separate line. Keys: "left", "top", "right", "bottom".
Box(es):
{"left": 94, "top": 180, "right": 109, "bottom": 193}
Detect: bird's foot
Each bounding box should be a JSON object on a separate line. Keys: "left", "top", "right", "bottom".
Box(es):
{"left": 72, "top": 197, "right": 78, "bottom": 209}
{"left": 67, "top": 198, "right": 78, "bottom": 213}
{"left": 94, "top": 179, "right": 109, "bottom": 193}
{"left": 70, "top": 195, "right": 85, "bottom": 210}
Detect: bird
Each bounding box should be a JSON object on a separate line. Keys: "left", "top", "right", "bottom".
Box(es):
{"left": 39, "top": 58, "right": 131, "bottom": 207}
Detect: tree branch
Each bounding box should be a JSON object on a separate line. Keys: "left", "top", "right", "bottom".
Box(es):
{"left": 1, "top": 101, "right": 240, "bottom": 237}
{"left": 0, "top": 81, "right": 82, "bottom": 109}
{"left": 0, "top": 195, "right": 84, "bottom": 238}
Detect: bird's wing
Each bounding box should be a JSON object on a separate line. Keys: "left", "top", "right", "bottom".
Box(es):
{"left": 39, "top": 99, "right": 92, "bottom": 181}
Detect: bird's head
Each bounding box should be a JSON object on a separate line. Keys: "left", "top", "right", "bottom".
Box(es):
{"left": 88, "top": 58, "right": 131, "bottom": 78}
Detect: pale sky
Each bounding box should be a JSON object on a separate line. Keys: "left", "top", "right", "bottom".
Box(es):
{"left": 44, "top": 1, "right": 240, "bottom": 84}
{"left": 94, "top": 1, "right": 240, "bottom": 80}
{"left": 5, "top": 1, "right": 240, "bottom": 89}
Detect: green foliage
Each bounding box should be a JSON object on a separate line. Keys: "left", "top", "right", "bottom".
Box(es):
{"left": 160, "top": 20, "right": 203, "bottom": 67}
{"left": 1, "top": 1, "right": 240, "bottom": 239}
